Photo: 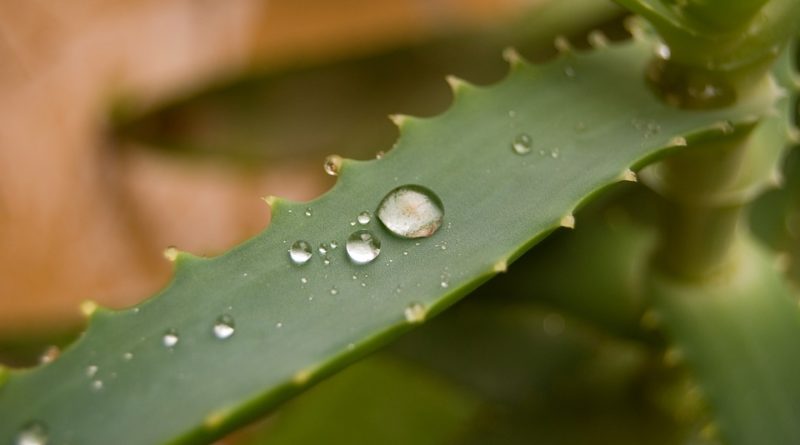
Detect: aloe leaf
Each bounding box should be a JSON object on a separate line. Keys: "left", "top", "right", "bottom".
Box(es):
{"left": 648, "top": 238, "right": 800, "bottom": 444}
{"left": 243, "top": 355, "right": 479, "bottom": 445}
{"left": 0, "top": 37, "right": 774, "bottom": 445}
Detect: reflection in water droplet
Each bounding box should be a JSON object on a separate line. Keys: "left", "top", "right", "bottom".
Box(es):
{"left": 377, "top": 185, "right": 444, "bottom": 239}
{"left": 123, "top": 352, "right": 133, "bottom": 361}
{"left": 301, "top": 277, "right": 308, "bottom": 284}
{"left": 213, "top": 315, "right": 236, "bottom": 340}
{"left": 511, "top": 133, "right": 532, "bottom": 155}
{"left": 91, "top": 380, "right": 104, "bottom": 392}
{"left": 86, "top": 365, "right": 98, "bottom": 378}
{"left": 357, "top": 211, "right": 371, "bottom": 225}
{"left": 289, "top": 241, "right": 313, "bottom": 265}
{"left": 330, "top": 287, "right": 339, "bottom": 295}
{"left": 304, "top": 208, "right": 313, "bottom": 217}
{"left": 323, "top": 155, "right": 342, "bottom": 176}
{"left": 346, "top": 230, "right": 381, "bottom": 264}
{"left": 318, "top": 243, "right": 329, "bottom": 255}
{"left": 16, "top": 421, "right": 48, "bottom": 445}
{"left": 404, "top": 302, "right": 427, "bottom": 323}
{"left": 162, "top": 329, "right": 180, "bottom": 348}
{"left": 329, "top": 241, "right": 339, "bottom": 249}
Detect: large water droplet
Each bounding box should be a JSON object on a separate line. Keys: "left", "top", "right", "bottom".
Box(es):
{"left": 511, "top": 133, "right": 532, "bottom": 155}
{"left": 377, "top": 185, "right": 444, "bottom": 239}
{"left": 289, "top": 241, "right": 312, "bottom": 265}
{"left": 346, "top": 230, "right": 381, "bottom": 264}
{"left": 162, "top": 329, "right": 179, "bottom": 348}
{"left": 213, "top": 314, "right": 236, "bottom": 340}
{"left": 357, "top": 211, "right": 371, "bottom": 225}
{"left": 16, "top": 421, "right": 48, "bottom": 445}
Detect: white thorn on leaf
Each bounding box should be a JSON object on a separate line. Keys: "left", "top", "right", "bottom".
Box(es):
{"left": 669, "top": 136, "right": 687, "bottom": 147}
{"left": 292, "top": 368, "right": 313, "bottom": 385}
{"left": 163, "top": 246, "right": 179, "bottom": 262}
{"left": 493, "top": 260, "right": 508, "bottom": 273}
{"left": 80, "top": 300, "right": 98, "bottom": 317}
{"left": 554, "top": 35, "right": 572, "bottom": 53}
{"left": 502, "top": 47, "right": 523, "bottom": 66}
{"left": 620, "top": 169, "right": 638, "bottom": 182}
{"left": 445, "top": 75, "right": 469, "bottom": 92}
{"left": 587, "top": 30, "right": 609, "bottom": 48}
{"left": 560, "top": 214, "right": 575, "bottom": 229}
{"left": 388, "top": 114, "right": 410, "bottom": 127}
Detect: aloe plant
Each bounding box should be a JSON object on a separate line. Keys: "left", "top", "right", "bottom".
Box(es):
{"left": 2, "top": 0, "right": 800, "bottom": 444}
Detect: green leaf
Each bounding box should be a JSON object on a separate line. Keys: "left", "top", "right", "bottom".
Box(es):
{"left": 647, "top": 238, "right": 800, "bottom": 445}
{"left": 0, "top": 37, "right": 774, "bottom": 445}
{"left": 245, "top": 355, "right": 480, "bottom": 445}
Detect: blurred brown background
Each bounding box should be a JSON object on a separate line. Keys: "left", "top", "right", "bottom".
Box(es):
{"left": 0, "top": 0, "right": 622, "bottom": 361}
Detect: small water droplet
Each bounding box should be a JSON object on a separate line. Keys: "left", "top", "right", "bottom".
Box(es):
{"left": 511, "top": 133, "right": 532, "bottom": 155}
{"left": 377, "top": 185, "right": 444, "bottom": 239}
{"left": 301, "top": 277, "right": 308, "bottom": 284}
{"left": 349, "top": 221, "right": 356, "bottom": 226}
{"left": 86, "top": 365, "right": 98, "bottom": 378}
{"left": 213, "top": 315, "right": 235, "bottom": 340}
{"left": 329, "top": 241, "right": 338, "bottom": 249}
{"left": 318, "top": 243, "right": 329, "bottom": 255}
{"left": 564, "top": 66, "right": 576, "bottom": 78}
{"left": 404, "top": 302, "right": 427, "bottom": 323}
{"left": 550, "top": 148, "right": 560, "bottom": 158}
{"left": 123, "top": 352, "right": 133, "bottom": 361}
{"left": 375, "top": 150, "right": 385, "bottom": 159}
{"left": 91, "top": 380, "right": 104, "bottom": 392}
{"left": 162, "top": 329, "right": 180, "bottom": 348}
{"left": 323, "top": 155, "right": 342, "bottom": 176}
{"left": 15, "top": 421, "right": 48, "bottom": 445}
{"left": 330, "top": 287, "right": 339, "bottom": 295}
{"left": 304, "top": 208, "right": 313, "bottom": 217}
{"left": 276, "top": 322, "right": 283, "bottom": 328}
{"left": 656, "top": 44, "right": 671, "bottom": 60}
{"left": 323, "top": 257, "right": 331, "bottom": 265}
{"left": 352, "top": 274, "right": 358, "bottom": 280}
{"left": 440, "top": 273, "right": 450, "bottom": 288}
{"left": 360, "top": 282, "right": 367, "bottom": 287}
{"left": 508, "top": 110, "right": 516, "bottom": 118}
{"left": 346, "top": 230, "right": 381, "bottom": 264}
{"left": 357, "top": 211, "right": 371, "bottom": 225}
{"left": 289, "top": 240, "right": 313, "bottom": 265}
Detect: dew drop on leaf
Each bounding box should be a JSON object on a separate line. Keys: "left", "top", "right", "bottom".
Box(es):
{"left": 288, "top": 241, "right": 312, "bottom": 265}
{"left": 213, "top": 315, "right": 235, "bottom": 340}
{"left": 162, "top": 329, "right": 180, "bottom": 348}
{"left": 15, "top": 421, "right": 48, "bottom": 445}
{"left": 91, "top": 380, "right": 104, "bottom": 392}
{"left": 346, "top": 230, "right": 381, "bottom": 264}
{"left": 86, "top": 365, "right": 98, "bottom": 378}
{"left": 376, "top": 185, "right": 444, "bottom": 239}
{"left": 357, "top": 211, "right": 371, "bottom": 225}
{"left": 330, "top": 287, "right": 339, "bottom": 295}
{"left": 123, "top": 352, "right": 133, "bottom": 361}
{"left": 318, "top": 243, "right": 329, "bottom": 255}
{"left": 304, "top": 208, "right": 313, "bottom": 217}
{"left": 511, "top": 133, "right": 532, "bottom": 155}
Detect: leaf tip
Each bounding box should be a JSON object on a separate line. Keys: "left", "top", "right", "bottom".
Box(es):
{"left": 560, "top": 214, "right": 575, "bottom": 229}
{"left": 261, "top": 195, "right": 279, "bottom": 208}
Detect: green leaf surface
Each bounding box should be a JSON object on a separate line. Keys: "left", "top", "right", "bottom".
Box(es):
{"left": 245, "top": 355, "right": 479, "bottom": 445}
{"left": 648, "top": 238, "right": 800, "bottom": 445}
{"left": 0, "top": 37, "right": 774, "bottom": 445}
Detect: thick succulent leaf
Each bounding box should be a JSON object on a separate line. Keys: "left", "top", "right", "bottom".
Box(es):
{"left": 244, "top": 356, "right": 479, "bottom": 445}
{"left": 0, "top": 37, "right": 774, "bottom": 445}
{"left": 647, "top": 238, "right": 800, "bottom": 445}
